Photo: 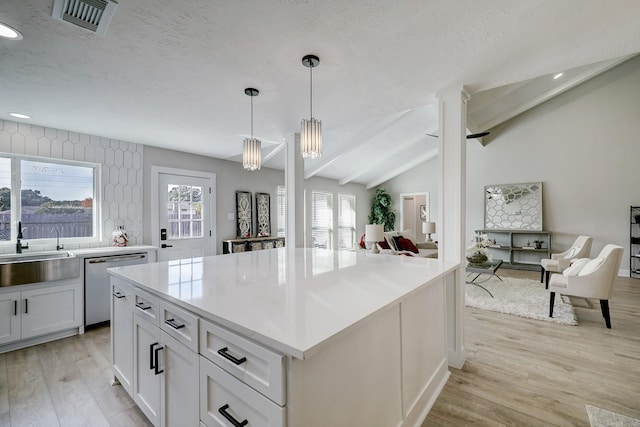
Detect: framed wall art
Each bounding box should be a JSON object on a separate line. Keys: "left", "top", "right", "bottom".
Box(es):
{"left": 236, "top": 191, "right": 252, "bottom": 238}
{"left": 255, "top": 192, "right": 271, "bottom": 237}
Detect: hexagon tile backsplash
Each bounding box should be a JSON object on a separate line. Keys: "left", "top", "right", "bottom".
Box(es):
{"left": 0, "top": 119, "right": 143, "bottom": 253}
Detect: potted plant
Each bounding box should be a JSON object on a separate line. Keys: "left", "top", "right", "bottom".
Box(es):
{"left": 466, "top": 232, "right": 492, "bottom": 265}
{"left": 368, "top": 188, "right": 396, "bottom": 232}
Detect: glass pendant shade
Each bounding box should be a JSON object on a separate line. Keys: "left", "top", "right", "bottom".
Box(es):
{"left": 300, "top": 117, "right": 322, "bottom": 159}
{"left": 242, "top": 87, "right": 261, "bottom": 171}
{"left": 243, "top": 137, "right": 261, "bottom": 171}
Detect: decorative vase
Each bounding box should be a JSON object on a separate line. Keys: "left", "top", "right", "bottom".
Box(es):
{"left": 466, "top": 252, "right": 488, "bottom": 265}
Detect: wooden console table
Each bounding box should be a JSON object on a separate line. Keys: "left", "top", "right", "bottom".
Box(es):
{"left": 222, "top": 236, "right": 285, "bottom": 254}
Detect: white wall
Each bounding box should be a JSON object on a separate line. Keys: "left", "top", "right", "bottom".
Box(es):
{"left": 143, "top": 146, "right": 372, "bottom": 254}
{"left": 384, "top": 55, "right": 640, "bottom": 271}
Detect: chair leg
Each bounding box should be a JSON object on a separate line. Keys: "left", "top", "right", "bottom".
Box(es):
{"left": 549, "top": 292, "right": 555, "bottom": 317}
{"left": 600, "top": 300, "right": 611, "bottom": 329}
{"left": 545, "top": 271, "right": 550, "bottom": 290}
{"left": 540, "top": 266, "right": 545, "bottom": 283}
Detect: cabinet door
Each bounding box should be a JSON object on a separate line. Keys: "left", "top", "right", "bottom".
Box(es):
{"left": 21, "top": 281, "right": 83, "bottom": 339}
{"left": 133, "top": 314, "right": 161, "bottom": 426}
{"left": 111, "top": 280, "right": 134, "bottom": 394}
{"left": 0, "top": 291, "right": 21, "bottom": 345}
{"left": 160, "top": 331, "right": 199, "bottom": 427}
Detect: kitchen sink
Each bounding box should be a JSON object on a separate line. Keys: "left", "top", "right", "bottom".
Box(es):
{"left": 0, "top": 251, "right": 80, "bottom": 287}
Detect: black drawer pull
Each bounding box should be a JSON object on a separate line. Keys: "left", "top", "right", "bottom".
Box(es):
{"left": 154, "top": 345, "right": 164, "bottom": 375}
{"left": 14, "top": 300, "right": 17, "bottom": 316}
{"left": 113, "top": 292, "right": 126, "bottom": 299}
{"left": 150, "top": 342, "right": 158, "bottom": 370}
{"left": 217, "top": 347, "right": 247, "bottom": 365}
{"left": 24, "top": 298, "right": 28, "bottom": 314}
{"left": 135, "top": 302, "right": 152, "bottom": 311}
{"left": 165, "top": 318, "right": 185, "bottom": 329}
{"left": 218, "top": 404, "right": 248, "bottom": 427}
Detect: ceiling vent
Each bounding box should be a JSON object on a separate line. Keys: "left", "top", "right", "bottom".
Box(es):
{"left": 52, "top": 0, "right": 118, "bottom": 37}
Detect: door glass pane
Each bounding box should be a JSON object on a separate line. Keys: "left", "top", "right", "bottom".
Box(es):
{"left": 166, "top": 184, "right": 203, "bottom": 239}
{"left": 20, "top": 160, "right": 94, "bottom": 239}
{"left": 0, "top": 157, "right": 11, "bottom": 241}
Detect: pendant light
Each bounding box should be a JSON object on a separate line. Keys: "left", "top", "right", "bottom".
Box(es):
{"left": 301, "top": 54, "right": 322, "bottom": 159}
{"left": 243, "top": 88, "right": 261, "bottom": 171}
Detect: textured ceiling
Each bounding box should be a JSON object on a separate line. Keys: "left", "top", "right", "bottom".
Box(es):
{"left": 1, "top": 0, "right": 640, "bottom": 185}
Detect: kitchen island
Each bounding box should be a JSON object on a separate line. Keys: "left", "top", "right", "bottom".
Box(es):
{"left": 108, "top": 248, "right": 458, "bottom": 427}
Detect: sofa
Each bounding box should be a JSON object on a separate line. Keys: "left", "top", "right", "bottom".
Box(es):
{"left": 376, "top": 229, "right": 438, "bottom": 258}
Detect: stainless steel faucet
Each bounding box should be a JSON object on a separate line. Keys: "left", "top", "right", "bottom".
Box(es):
{"left": 16, "top": 221, "right": 29, "bottom": 254}
{"left": 51, "top": 228, "right": 64, "bottom": 251}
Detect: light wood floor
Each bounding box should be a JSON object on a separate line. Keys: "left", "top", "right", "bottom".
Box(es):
{"left": 424, "top": 269, "right": 640, "bottom": 426}
{"left": 0, "top": 270, "right": 638, "bottom": 427}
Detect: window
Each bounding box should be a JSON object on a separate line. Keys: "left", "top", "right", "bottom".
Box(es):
{"left": 311, "top": 190, "right": 333, "bottom": 249}
{"left": 338, "top": 194, "right": 356, "bottom": 249}
{"left": 0, "top": 155, "right": 99, "bottom": 242}
{"left": 166, "top": 184, "right": 202, "bottom": 239}
{"left": 277, "top": 185, "right": 286, "bottom": 238}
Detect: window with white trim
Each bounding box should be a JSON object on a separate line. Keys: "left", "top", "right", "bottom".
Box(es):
{"left": 311, "top": 190, "right": 333, "bottom": 249}
{"left": 338, "top": 193, "right": 356, "bottom": 249}
{"left": 0, "top": 155, "right": 99, "bottom": 243}
{"left": 276, "top": 185, "right": 286, "bottom": 238}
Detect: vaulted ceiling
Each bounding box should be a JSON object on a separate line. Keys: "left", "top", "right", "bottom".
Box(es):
{"left": 1, "top": 1, "right": 639, "bottom": 188}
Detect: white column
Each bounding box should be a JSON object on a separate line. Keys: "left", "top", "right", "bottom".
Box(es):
{"left": 285, "top": 133, "right": 305, "bottom": 248}
{"left": 436, "top": 85, "right": 469, "bottom": 369}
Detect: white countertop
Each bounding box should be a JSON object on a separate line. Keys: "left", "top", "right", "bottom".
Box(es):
{"left": 108, "top": 248, "right": 458, "bottom": 359}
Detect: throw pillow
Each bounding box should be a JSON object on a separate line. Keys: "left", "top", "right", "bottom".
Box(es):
{"left": 378, "top": 240, "right": 390, "bottom": 250}
{"left": 384, "top": 231, "right": 399, "bottom": 250}
{"left": 393, "top": 236, "right": 419, "bottom": 253}
{"left": 578, "top": 257, "right": 604, "bottom": 276}
{"left": 562, "top": 258, "right": 590, "bottom": 276}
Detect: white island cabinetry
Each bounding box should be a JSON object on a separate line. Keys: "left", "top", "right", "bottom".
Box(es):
{"left": 109, "top": 248, "right": 458, "bottom": 427}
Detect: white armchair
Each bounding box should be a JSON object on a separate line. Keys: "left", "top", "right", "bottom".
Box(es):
{"left": 540, "top": 235, "right": 592, "bottom": 289}
{"left": 548, "top": 244, "right": 624, "bottom": 328}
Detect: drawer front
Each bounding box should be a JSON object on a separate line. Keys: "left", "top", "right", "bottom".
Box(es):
{"left": 200, "top": 356, "right": 285, "bottom": 427}
{"left": 160, "top": 300, "right": 199, "bottom": 352}
{"left": 200, "top": 320, "right": 285, "bottom": 405}
{"left": 132, "top": 287, "right": 160, "bottom": 325}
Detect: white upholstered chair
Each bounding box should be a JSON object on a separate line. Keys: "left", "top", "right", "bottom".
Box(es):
{"left": 540, "top": 235, "right": 592, "bottom": 289}
{"left": 548, "top": 244, "right": 624, "bottom": 328}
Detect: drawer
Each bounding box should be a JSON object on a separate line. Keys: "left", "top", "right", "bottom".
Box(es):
{"left": 111, "top": 278, "right": 133, "bottom": 301}
{"left": 200, "top": 356, "right": 285, "bottom": 427}
{"left": 200, "top": 319, "right": 285, "bottom": 405}
{"left": 131, "top": 287, "right": 160, "bottom": 325}
{"left": 160, "top": 300, "right": 199, "bottom": 352}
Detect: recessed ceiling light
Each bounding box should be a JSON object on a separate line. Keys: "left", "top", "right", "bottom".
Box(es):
{"left": 553, "top": 73, "right": 564, "bottom": 80}
{"left": 9, "top": 112, "right": 31, "bottom": 119}
{"left": 0, "top": 22, "right": 23, "bottom": 40}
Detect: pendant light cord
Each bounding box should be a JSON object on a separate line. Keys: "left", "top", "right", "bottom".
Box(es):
{"left": 250, "top": 93, "right": 254, "bottom": 138}
{"left": 309, "top": 62, "right": 313, "bottom": 119}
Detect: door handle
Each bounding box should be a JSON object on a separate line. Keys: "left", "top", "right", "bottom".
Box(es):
{"left": 161, "top": 244, "right": 173, "bottom": 249}
{"left": 14, "top": 300, "right": 17, "bottom": 316}
{"left": 154, "top": 345, "right": 164, "bottom": 375}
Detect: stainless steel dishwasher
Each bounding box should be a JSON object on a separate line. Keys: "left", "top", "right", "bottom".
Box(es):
{"left": 84, "top": 253, "right": 148, "bottom": 326}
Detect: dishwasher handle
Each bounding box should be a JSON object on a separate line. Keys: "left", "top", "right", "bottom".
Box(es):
{"left": 88, "top": 254, "right": 146, "bottom": 264}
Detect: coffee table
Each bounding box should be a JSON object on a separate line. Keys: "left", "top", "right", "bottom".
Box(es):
{"left": 465, "top": 259, "right": 503, "bottom": 297}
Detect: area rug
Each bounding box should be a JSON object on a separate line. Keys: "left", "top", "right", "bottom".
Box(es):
{"left": 465, "top": 275, "right": 578, "bottom": 325}
{"left": 587, "top": 404, "right": 640, "bottom": 426}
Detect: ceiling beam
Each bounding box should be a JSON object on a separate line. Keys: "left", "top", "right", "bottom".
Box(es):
{"left": 365, "top": 148, "right": 439, "bottom": 189}
{"left": 474, "top": 54, "right": 635, "bottom": 132}
{"left": 262, "top": 142, "right": 285, "bottom": 163}
{"left": 304, "top": 109, "right": 412, "bottom": 180}
{"left": 338, "top": 132, "right": 434, "bottom": 185}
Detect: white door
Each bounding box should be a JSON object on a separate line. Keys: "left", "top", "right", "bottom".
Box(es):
{"left": 0, "top": 291, "right": 21, "bottom": 345}
{"left": 21, "top": 281, "right": 83, "bottom": 339}
{"left": 156, "top": 171, "right": 215, "bottom": 262}
{"left": 133, "top": 314, "right": 161, "bottom": 426}
{"left": 160, "top": 330, "right": 199, "bottom": 427}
